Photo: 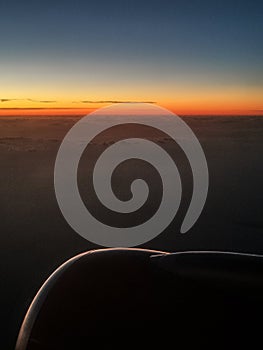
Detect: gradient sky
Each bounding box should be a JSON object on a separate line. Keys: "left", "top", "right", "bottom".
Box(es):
{"left": 0, "top": 0, "right": 262, "bottom": 115}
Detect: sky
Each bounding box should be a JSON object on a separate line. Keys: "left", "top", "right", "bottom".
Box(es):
{"left": 0, "top": 0, "right": 262, "bottom": 115}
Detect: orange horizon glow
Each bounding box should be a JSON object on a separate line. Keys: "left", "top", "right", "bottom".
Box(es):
{"left": 1, "top": 89, "right": 263, "bottom": 116}
{"left": 0, "top": 105, "right": 262, "bottom": 116}
{"left": 1, "top": 83, "right": 262, "bottom": 116}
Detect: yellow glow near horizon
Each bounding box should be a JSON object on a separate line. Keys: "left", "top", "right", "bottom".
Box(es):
{"left": 0, "top": 81, "right": 262, "bottom": 116}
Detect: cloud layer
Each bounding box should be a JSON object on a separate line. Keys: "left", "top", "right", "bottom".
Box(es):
{"left": 0, "top": 98, "right": 57, "bottom": 103}
{"left": 1, "top": 99, "right": 155, "bottom": 105}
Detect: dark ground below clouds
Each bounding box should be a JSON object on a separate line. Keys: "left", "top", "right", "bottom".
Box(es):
{"left": 0, "top": 115, "right": 262, "bottom": 349}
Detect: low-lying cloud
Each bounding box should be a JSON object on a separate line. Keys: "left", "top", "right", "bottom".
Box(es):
{"left": 27, "top": 99, "right": 57, "bottom": 103}
{"left": 1, "top": 98, "right": 156, "bottom": 105}
{"left": 0, "top": 98, "right": 57, "bottom": 103}
{"left": 80, "top": 100, "right": 156, "bottom": 104}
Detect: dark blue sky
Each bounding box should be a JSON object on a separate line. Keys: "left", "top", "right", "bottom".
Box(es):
{"left": 1, "top": 0, "right": 262, "bottom": 58}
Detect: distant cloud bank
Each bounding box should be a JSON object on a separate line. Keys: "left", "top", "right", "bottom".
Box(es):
{"left": 1, "top": 98, "right": 156, "bottom": 105}
{"left": 79, "top": 100, "right": 156, "bottom": 104}
{"left": 0, "top": 98, "right": 57, "bottom": 103}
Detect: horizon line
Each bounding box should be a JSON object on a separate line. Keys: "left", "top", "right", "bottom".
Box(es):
{"left": 0, "top": 107, "right": 262, "bottom": 117}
